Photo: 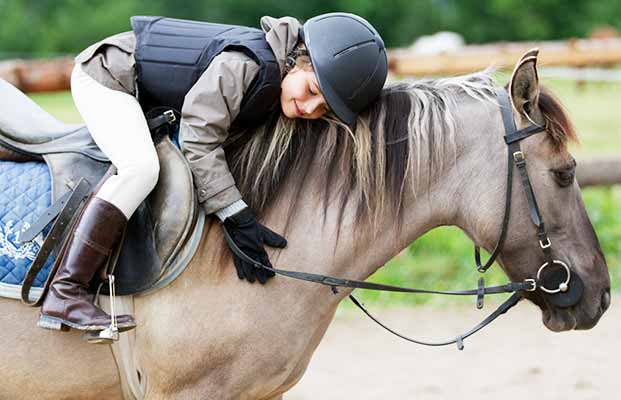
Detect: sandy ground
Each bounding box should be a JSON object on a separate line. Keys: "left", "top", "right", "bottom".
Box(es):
{"left": 287, "top": 299, "right": 619, "bottom": 400}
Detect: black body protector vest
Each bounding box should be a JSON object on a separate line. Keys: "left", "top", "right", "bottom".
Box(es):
{"left": 131, "top": 16, "right": 282, "bottom": 128}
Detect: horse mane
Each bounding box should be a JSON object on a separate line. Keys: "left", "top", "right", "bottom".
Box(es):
{"left": 224, "top": 71, "right": 497, "bottom": 235}
{"left": 211, "top": 72, "right": 580, "bottom": 276}
{"left": 222, "top": 72, "right": 576, "bottom": 239}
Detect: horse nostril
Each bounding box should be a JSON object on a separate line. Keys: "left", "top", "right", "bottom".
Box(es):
{"left": 601, "top": 288, "right": 611, "bottom": 312}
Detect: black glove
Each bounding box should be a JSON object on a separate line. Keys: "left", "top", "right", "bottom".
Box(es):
{"left": 222, "top": 207, "right": 287, "bottom": 284}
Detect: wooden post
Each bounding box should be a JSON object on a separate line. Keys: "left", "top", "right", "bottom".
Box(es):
{"left": 0, "top": 58, "right": 74, "bottom": 93}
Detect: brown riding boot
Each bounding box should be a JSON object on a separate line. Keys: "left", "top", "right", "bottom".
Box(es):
{"left": 38, "top": 197, "right": 137, "bottom": 333}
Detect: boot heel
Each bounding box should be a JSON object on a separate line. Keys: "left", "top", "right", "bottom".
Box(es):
{"left": 38, "top": 315, "right": 71, "bottom": 331}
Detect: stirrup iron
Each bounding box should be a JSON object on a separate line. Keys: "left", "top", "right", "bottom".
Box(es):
{"left": 84, "top": 274, "right": 119, "bottom": 344}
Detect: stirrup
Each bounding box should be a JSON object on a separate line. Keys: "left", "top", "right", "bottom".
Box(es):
{"left": 84, "top": 274, "right": 119, "bottom": 344}
{"left": 83, "top": 327, "right": 118, "bottom": 345}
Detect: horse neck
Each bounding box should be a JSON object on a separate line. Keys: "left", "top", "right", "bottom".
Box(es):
{"left": 262, "top": 183, "right": 438, "bottom": 285}
{"left": 261, "top": 98, "right": 497, "bottom": 286}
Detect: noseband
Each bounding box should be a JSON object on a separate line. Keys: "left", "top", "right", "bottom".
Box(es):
{"left": 222, "top": 88, "right": 583, "bottom": 350}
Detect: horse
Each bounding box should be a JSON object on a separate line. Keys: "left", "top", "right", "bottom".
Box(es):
{"left": 0, "top": 50, "right": 610, "bottom": 399}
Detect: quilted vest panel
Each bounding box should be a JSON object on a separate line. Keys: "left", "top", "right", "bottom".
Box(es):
{"left": 131, "top": 16, "right": 282, "bottom": 128}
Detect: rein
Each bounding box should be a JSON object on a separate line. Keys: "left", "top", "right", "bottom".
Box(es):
{"left": 221, "top": 88, "right": 582, "bottom": 350}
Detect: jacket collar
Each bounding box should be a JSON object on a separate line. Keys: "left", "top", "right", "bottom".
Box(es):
{"left": 260, "top": 16, "right": 302, "bottom": 77}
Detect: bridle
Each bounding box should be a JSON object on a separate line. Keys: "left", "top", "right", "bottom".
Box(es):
{"left": 474, "top": 88, "right": 583, "bottom": 309}
{"left": 222, "top": 87, "right": 584, "bottom": 350}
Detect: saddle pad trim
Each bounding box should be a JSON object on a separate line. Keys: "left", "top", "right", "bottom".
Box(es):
{"left": 0, "top": 282, "right": 42, "bottom": 302}
{"left": 0, "top": 210, "right": 205, "bottom": 302}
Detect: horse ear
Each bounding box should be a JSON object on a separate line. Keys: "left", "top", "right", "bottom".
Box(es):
{"left": 509, "top": 48, "right": 540, "bottom": 119}
{"left": 518, "top": 48, "right": 540, "bottom": 63}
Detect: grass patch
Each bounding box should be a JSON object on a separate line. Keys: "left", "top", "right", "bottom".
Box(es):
{"left": 29, "top": 91, "right": 82, "bottom": 124}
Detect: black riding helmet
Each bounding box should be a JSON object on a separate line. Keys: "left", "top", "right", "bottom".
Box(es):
{"left": 301, "top": 12, "right": 388, "bottom": 126}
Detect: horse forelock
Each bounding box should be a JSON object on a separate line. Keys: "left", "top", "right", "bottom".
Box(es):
{"left": 538, "top": 86, "right": 578, "bottom": 151}
{"left": 225, "top": 71, "right": 498, "bottom": 235}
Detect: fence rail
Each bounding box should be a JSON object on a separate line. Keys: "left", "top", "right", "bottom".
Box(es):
{"left": 389, "top": 37, "right": 621, "bottom": 76}
{"left": 3, "top": 38, "right": 621, "bottom": 92}
{"left": 1, "top": 49, "right": 619, "bottom": 188}
{"left": 577, "top": 157, "right": 621, "bottom": 187}
{"left": 0, "top": 58, "right": 73, "bottom": 93}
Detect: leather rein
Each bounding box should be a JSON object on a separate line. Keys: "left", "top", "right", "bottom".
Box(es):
{"left": 222, "top": 88, "right": 582, "bottom": 350}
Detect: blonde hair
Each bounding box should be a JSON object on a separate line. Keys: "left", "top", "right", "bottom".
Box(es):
{"left": 227, "top": 71, "right": 497, "bottom": 237}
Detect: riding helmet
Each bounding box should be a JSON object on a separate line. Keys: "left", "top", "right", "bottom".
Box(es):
{"left": 301, "top": 12, "right": 388, "bottom": 126}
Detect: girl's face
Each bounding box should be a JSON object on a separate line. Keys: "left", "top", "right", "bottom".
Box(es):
{"left": 280, "top": 64, "right": 329, "bottom": 120}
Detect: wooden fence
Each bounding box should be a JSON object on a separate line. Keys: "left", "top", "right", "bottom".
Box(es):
{"left": 3, "top": 37, "right": 621, "bottom": 92}
{"left": 0, "top": 57, "right": 73, "bottom": 93}
{"left": 1, "top": 41, "right": 619, "bottom": 188}
{"left": 577, "top": 157, "right": 621, "bottom": 188}
{"left": 389, "top": 37, "right": 621, "bottom": 76}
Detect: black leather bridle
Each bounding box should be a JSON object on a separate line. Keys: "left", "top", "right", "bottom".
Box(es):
{"left": 222, "top": 88, "right": 583, "bottom": 350}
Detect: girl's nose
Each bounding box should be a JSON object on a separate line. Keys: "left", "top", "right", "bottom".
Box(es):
{"left": 304, "top": 97, "right": 324, "bottom": 114}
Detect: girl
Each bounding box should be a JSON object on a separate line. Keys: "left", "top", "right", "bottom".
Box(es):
{"left": 38, "top": 12, "right": 388, "bottom": 337}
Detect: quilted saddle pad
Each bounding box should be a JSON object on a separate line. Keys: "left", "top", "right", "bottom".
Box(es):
{"left": 0, "top": 160, "right": 54, "bottom": 288}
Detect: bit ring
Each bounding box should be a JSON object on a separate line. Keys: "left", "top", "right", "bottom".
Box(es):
{"left": 537, "top": 260, "right": 571, "bottom": 294}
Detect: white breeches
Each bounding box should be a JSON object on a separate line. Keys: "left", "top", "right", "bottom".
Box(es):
{"left": 70, "top": 64, "right": 159, "bottom": 219}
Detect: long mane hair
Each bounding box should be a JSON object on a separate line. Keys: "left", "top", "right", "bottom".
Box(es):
{"left": 223, "top": 72, "right": 576, "bottom": 235}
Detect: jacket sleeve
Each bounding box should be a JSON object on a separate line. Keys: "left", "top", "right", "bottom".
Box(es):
{"left": 179, "top": 51, "right": 260, "bottom": 214}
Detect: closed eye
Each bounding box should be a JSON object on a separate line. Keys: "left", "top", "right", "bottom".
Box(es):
{"left": 309, "top": 79, "right": 322, "bottom": 97}
{"left": 309, "top": 83, "right": 319, "bottom": 96}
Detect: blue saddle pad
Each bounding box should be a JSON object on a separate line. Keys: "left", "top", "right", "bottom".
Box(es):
{"left": 0, "top": 161, "right": 54, "bottom": 287}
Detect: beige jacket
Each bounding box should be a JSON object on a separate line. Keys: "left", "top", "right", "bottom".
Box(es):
{"left": 74, "top": 16, "right": 301, "bottom": 214}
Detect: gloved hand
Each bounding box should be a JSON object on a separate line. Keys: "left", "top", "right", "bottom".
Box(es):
{"left": 222, "top": 207, "right": 287, "bottom": 284}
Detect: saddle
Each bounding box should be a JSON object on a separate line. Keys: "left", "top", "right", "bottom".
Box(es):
{"left": 0, "top": 78, "right": 204, "bottom": 300}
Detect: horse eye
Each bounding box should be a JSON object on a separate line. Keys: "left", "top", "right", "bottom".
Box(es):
{"left": 553, "top": 167, "right": 575, "bottom": 187}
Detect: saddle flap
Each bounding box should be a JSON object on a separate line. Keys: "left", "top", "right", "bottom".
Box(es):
{"left": 100, "top": 136, "right": 198, "bottom": 295}
{"left": 0, "top": 113, "right": 198, "bottom": 298}
{"left": 0, "top": 79, "right": 108, "bottom": 161}
{"left": 0, "top": 78, "right": 82, "bottom": 144}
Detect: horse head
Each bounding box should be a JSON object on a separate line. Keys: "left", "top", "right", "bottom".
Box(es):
{"left": 453, "top": 50, "right": 610, "bottom": 332}
{"left": 226, "top": 49, "right": 610, "bottom": 338}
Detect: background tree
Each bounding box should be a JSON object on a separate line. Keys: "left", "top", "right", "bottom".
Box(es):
{"left": 1, "top": 0, "right": 619, "bottom": 59}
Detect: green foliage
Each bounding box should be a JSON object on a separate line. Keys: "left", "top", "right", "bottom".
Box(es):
{"left": 2, "top": 0, "right": 620, "bottom": 59}
{"left": 544, "top": 79, "right": 621, "bottom": 157}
